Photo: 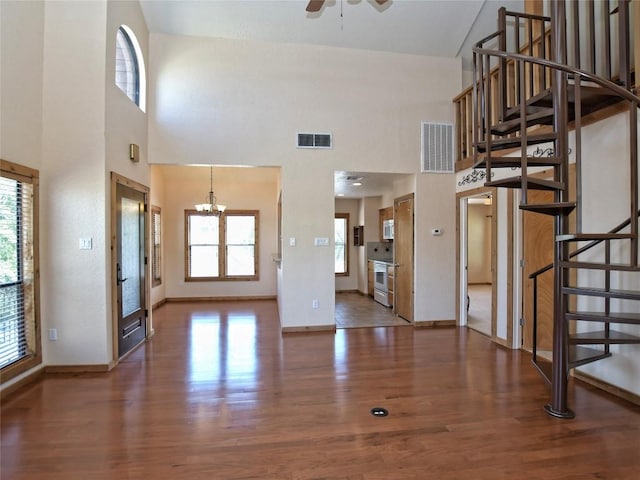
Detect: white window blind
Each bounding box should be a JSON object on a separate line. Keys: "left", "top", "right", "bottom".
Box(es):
{"left": 0, "top": 173, "right": 36, "bottom": 370}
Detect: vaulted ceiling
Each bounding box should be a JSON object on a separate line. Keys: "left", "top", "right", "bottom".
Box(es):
{"left": 139, "top": 0, "right": 526, "bottom": 198}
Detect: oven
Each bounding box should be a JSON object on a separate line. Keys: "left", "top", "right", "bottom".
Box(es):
{"left": 373, "top": 261, "right": 391, "bottom": 307}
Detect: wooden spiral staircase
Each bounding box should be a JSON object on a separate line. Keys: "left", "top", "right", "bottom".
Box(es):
{"left": 472, "top": 1, "right": 640, "bottom": 417}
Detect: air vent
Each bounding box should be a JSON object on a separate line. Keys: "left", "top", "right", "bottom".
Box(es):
{"left": 297, "top": 132, "right": 332, "bottom": 149}
{"left": 421, "top": 122, "right": 453, "bottom": 173}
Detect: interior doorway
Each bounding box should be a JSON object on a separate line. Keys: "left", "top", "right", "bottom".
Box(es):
{"left": 458, "top": 187, "right": 496, "bottom": 338}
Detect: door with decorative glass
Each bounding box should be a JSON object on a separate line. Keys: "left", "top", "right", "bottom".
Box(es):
{"left": 115, "top": 182, "right": 147, "bottom": 357}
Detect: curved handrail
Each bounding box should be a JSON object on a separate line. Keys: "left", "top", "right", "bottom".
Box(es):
{"left": 473, "top": 47, "right": 640, "bottom": 105}
{"left": 528, "top": 211, "right": 640, "bottom": 279}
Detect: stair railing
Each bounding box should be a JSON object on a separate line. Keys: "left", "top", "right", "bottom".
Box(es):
{"left": 528, "top": 210, "right": 640, "bottom": 381}
{"left": 461, "top": 1, "right": 632, "bottom": 168}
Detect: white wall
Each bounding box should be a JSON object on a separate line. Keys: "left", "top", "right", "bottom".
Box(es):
{"left": 1, "top": 0, "right": 152, "bottom": 382}
{"left": 415, "top": 173, "right": 457, "bottom": 322}
{"left": 157, "top": 165, "right": 279, "bottom": 299}
{"left": 40, "top": 1, "right": 110, "bottom": 366}
{"left": 0, "top": 1, "right": 44, "bottom": 169}
{"left": 148, "top": 33, "right": 462, "bottom": 327}
{"left": 574, "top": 112, "right": 640, "bottom": 396}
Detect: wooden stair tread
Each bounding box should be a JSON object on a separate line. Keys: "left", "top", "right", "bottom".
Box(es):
{"left": 491, "top": 109, "right": 554, "bottom": 136}
{"left": 519, "top": 202, "right": 576, "bottom": 216}
{"left": 476, "top": 132, "right": 557, "bottom": 153}
{"left": 473, "top": 155, "right": 562, "bottom": 169}
{"left": 505, "top": 86, "right": 622, "bottom": 121}
{"left": 561, "top": 260, "right": 640, "bottom": 272}
{"left": 556, "top": 233, "right": 636, "bottom": 241}
{"left": 562, "top": 286, "right": 640, "bottom": 300}
{"left": 569, "top": 330, "right": 640, "bottom": 345}
{"left": 484, "top": 176, "right": 564, "bottom": 190}
{"left": 568, "top": 346, "right": 612, "bottom": 368}
{"left": 566, "top": 311, "right": 640, "bottom": 324}
{"left": 536, "top": 347, "right": 613, "bottom": 372}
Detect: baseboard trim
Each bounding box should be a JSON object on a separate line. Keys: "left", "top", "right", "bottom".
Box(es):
{"left": 165, "top": 295, "right": 276, "bottom": 303}
{"left": 0, "top": 367, "right": 45, "bottom": 404}
{"left": 572, "top": 370, "right": 640, "bottom": 406}
{"left": 414, "top": 320, "right": 457, "bottom": 328}
{"left": 44, "top": 364, "right": 113, "bottom": 374}
{"left": 282, "top": 325, "right": 336, "bottom": 334}
{"left": 152, "top": 298, "right": 167, "bottom": 310}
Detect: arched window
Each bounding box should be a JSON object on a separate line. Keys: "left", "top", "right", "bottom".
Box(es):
{"left": 115, "top": 25, "right": 146, "bottom": 111}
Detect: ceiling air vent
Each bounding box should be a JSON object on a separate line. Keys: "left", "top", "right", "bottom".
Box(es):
{"left": 421, "top": 122, "right": 453, "bottom": 173}
{"left": 297, "top": 132, "right": 332, "bottom": 149}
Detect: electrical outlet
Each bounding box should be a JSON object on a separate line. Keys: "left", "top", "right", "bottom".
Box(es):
{"left": 48, "top": 328, "right": 58, "bottom": 341}
{"left": 312, "top": 299, "right": 319, "bottom": 309}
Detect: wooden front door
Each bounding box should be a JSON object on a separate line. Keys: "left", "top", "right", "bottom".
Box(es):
{"left": 394, "top": 194, "right": 414, "bottom": 321}
{"left": 115, "top": 181, "right": 147, "bottom": 357}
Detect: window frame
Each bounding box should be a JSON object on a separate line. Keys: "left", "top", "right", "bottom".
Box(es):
{"left": 1, "top": 160, "right": 41, "bottom": 384}
{"left": 335, "top": 213, "right": 349, "bottom": 276}
{"left": 114, "top": 25, "right": 146, "bottom": 111}
{"left": 184, "top": 210, "right": 259, "bottom": 282}
{"left": 151, "top": 206, "right": 161, "bottom": 287}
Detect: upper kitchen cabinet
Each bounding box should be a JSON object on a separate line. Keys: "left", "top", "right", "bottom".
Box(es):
{"left": 379, "top": 206, "right": 394, "bottom": 242}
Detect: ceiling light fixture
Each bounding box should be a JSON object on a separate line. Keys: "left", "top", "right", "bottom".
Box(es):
{"left": 195, "top": 165, "right": 226, "bottom": 215}
{"left": 353, "top": 182, "right": 363, "bottom": 186}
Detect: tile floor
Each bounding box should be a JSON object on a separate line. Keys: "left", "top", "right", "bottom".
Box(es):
{"left": 335, "top": 291, "right": 411, "bottom": 328}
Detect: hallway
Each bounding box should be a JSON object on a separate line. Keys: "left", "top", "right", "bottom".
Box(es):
{"left": 2, "top": 300, "right": 639, "bottom": 479}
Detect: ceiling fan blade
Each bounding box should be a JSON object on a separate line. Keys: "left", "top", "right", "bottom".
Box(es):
{"left": 306, "top": 0, "right": 324, "bottom": 12}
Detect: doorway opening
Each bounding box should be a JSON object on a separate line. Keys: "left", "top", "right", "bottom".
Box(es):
{"left": 458, "top": 188, "right": 496, "bottom": 338}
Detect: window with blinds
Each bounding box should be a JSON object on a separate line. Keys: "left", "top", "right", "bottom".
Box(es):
{"left": 151, "top": 206, "right": 161, "bottom": 286}
{"left": 1, "top": 161, "right": 41, "bottom": 382}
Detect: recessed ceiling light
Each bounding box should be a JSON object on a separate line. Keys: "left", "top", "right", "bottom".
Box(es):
{"left": 337, "top": 193, "right": 345, "bottom": 196}
{"left": 353, "top": 182, "right": 363, "bottom": 186}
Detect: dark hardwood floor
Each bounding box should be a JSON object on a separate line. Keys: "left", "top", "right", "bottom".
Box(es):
{"left": 2, "top": 300, "right": 639, "bottom": 479}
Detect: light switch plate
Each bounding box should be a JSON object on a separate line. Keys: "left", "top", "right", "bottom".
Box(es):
{"left": 79, "top": 237, "right": 93, "bottom": 250}
{"left": 314, "top": 237, "right": 330, "bottom": 246}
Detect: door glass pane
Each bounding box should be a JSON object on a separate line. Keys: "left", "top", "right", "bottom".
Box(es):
{"left": 121, "top": 197, "right": 141, "bottom": 316}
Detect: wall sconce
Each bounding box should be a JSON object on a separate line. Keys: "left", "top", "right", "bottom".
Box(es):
{"left": 129, "top": 143, "right": 140, "bottom": 163}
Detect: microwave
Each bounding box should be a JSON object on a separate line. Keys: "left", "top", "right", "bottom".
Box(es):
{"left": 382, "top": 219, "right": 394, "bottom": 240}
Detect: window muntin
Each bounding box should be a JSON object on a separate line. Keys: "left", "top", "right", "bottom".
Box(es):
{"left": 185, "top": 210, "right": 258, "bottom": 281}
{"left": 1, "top": 161, "right": 41, "bottom": 382}
{"left": 114, "top": 25, "right": 146, "bottom": 111}
{"left": 151, "top": 206, "right": 161, "bottom": 286}
{"left": 335, "top": 213, "right": 349, "bottom": 275}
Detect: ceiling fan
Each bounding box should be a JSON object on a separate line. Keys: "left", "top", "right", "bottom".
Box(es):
{"left": 306, "top": 0, "right": 389, "bottom": 13}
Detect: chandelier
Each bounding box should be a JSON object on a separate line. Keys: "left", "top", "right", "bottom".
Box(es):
{"left": 195, "top": 165, "right": 226, "bottom": 215}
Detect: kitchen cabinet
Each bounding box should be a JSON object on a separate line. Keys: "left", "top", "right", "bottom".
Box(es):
{"left": 379, "top": 206, "right": 393, "bottom": 242}
{"left": 367, "top": 260, "right": 374, "bottom": 297}
{"left": 387, "top": 264, "right": 395, "bottom": 308}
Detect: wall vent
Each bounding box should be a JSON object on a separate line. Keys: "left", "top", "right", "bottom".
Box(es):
{"left": 421, "top": 122, "right": 454, "bottom": 173}
{"left": 297, "top": 132, "right": 332, "bottom": 149}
